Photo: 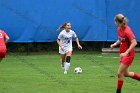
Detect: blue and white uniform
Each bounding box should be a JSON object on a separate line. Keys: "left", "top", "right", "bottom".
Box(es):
{"left": 58, "top": 29, "right": 77, "bottom": 54}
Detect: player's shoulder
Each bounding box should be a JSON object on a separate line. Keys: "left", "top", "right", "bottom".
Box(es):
{"left": 125, "top": 25, "right": 131, "bottom": 30}
{"left": 124, "top": 26, "right": 132, "bottom": 33}
{"left": 70, "top": 29, "right": 74, "bottom": 32}
{"left": 70, "top": 30, "right": 75, "bottom": 33}
{"left": 59, "top": 29, "right": 65, "bottom": 34}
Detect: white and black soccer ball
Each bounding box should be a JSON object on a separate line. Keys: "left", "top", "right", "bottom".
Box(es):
{"left": 74, "top": 67, "right": 82, "bottom": 74}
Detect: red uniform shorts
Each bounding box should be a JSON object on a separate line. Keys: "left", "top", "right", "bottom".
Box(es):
{"left": 0, "top": 46, "right": 6, "bottom": 58}
{"left": 120, "top": 56, "right": 134, "bottom": 66}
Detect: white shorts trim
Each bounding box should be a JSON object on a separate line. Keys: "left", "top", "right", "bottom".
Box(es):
{"left": 59, "top": 47, "right": 73, "bottom": 54}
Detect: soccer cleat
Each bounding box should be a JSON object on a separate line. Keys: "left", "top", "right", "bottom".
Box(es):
{"left": 64, "top": 71, "right": 67, "bottom": 74}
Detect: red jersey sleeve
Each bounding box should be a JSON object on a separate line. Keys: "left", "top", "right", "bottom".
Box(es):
{"left": 125, "top": 27, "right": 135, "bottom": 41}
{"left": 3, "top": 31, "right": 8, "bottom": 38}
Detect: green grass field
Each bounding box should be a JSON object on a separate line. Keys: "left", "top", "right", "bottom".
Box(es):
{"left": 0, "top": 51, "right": 140, "bottom": 93}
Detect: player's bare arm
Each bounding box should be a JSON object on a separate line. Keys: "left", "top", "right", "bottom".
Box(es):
{"left": 75, "top": 37, "right": 82, "bottom": 49}
{"left": 120, "top": 39, "right": 137, "bottom": 58}
{"left": 110, "top": 40, "right": 121, "bottom": 48}
{"left": 57, "top": 39, "right": 64, "bottom": 50}
{"left": 5, "top": 35, "right": 10, "bottom": 45}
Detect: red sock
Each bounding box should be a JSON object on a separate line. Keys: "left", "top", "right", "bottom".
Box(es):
{"left": 117, "top": 80, "right": 124, "bottom": 90}
{"left": 132, "top": 73, "right": 140, "bottom": 80}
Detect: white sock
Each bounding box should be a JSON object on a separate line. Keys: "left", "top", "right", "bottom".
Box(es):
{"left": 64, "top": 62, "right": 70, "bottom": 71}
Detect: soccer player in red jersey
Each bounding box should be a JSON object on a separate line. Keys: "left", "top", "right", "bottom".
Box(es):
{"left": 110, "top": 14, "right": 140, "bottom": 93}
{"left": 0, "top": 29, "right": 9, "bottom": 62}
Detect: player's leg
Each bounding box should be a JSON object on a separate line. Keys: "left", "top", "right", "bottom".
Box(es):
{"left": 64, "top": 51, "right": 72, "bottom": 74}
{"left": 60, "top": 54, "right": 66, "bottom": 68}
{"left": 123, "top": 56, "right": 140, "bottom": 81}
{"left": 0, "top": 46, "right": 6, "bottom": 63}
{"left": 59, "top": 48, "right": 66, "bottom": 69}
{"left": 124, "top": 68, "right": 140, "bottom": 81}
{"left": 0, "top": 53, "right": 4, "bottom": 63}
{"left": 116, "top": 63, "right": 129, "bottom": 93}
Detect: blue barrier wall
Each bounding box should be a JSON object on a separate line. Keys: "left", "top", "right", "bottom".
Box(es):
{"left": 106, "top": 0, "right": 140, "bottom": 41}
{"left": 0, "top": 0, "right": 140, "bottom": 42}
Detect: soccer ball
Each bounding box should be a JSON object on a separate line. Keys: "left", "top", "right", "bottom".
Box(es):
{"left": 74, "top": 67, "right": 82, "bottom": 74}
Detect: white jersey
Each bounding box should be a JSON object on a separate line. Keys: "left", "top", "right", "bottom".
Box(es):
{"left": 58, "top": 29, "right": 77, "bottom": 54}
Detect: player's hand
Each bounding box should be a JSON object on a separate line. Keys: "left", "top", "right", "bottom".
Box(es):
{"left": 110, "top": 44, "right": 116, "bottom": 49}
{"left": 78, "top": 45, "right": 82, "bottom": 49}
{"left": 60, "top": 46, "right": 64, "bottom": 51}
{"left": 120, "top": 52, "right": 128, "bottom": 58}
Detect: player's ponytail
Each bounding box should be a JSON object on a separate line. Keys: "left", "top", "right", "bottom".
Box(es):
{"left": 58, "top": 22, "right": 70, "bottom": 30}
{"left": 58, "top": 25, "right": 65, "bottom": 30}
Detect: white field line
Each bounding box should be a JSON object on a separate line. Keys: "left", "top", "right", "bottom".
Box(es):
{"left": 96, "top": 56, "right": 119, "bottom": 59}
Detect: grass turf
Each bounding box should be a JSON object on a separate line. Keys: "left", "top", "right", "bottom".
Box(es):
{"left": 0, "top": 51, "right": 140, "bottom": 93}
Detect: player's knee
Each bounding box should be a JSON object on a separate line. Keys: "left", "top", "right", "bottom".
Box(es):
{"left": 117, "top": 73, "right": 123, "bottom": 78}
{"left": 124, "top": 72, "right": 132, "bottom": 77}
{"left": 61, "top": 59, "right": 65, "bottom": 62}
{"left": 124, "top": 73, "right": 129, "bottom": 77}
{"left": 66, "top": 56, "right": 71, "bottom": 63}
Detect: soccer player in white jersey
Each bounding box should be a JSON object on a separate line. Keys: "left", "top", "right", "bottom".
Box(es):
{"left": 57, "top": 22, "right": 82, "bottom": 74}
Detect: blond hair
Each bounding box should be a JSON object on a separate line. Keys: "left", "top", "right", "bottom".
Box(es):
{"left": 115, "top": 14, "right": 128, "bottom": 25}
